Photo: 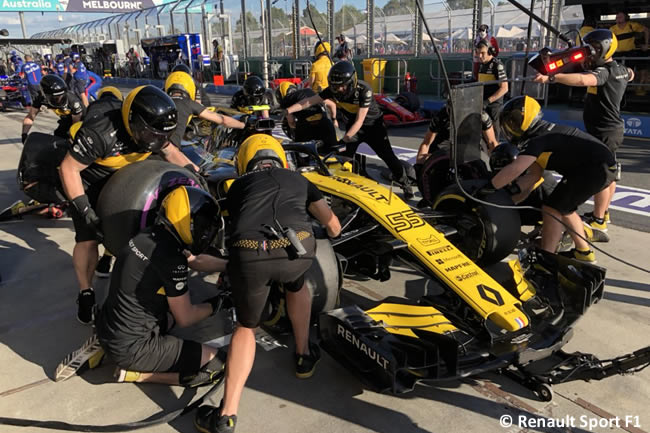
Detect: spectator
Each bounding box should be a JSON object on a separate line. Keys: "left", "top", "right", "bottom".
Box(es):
{"left": 334, "top": 34, "right": 352, "bottom": 61}
{"left": 610, "top": 11, "right": 649, "bottom": 54}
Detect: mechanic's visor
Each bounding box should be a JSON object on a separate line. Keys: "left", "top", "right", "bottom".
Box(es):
{"left": 131, "top": 113, "right": 175, "bottom": 153}
{"left": 331, "top": 83, "right": 350, "bottom": 98}
{"left": 190, "top": 214, "right": 220, "bottom": 255}
{"left": 46, "top": 91, "right": 67, "bottom": 109}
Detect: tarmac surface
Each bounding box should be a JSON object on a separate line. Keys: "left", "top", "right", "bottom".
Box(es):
{"left": 0, "top": 103, "right": 649, "bottom": 433}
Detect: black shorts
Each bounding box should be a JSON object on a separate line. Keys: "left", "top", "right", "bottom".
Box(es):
{"left": 70, "top": 179, "right": 107, "bottom": 243}
{"left": 545, "top": 163, "right": 615, "bottom": 215}
{"left": 587, "top": 128, "right": 624, "bottom": 154}
{"left": 227, "top": 236, "right": 316, "bottom": 328}
{"left": 73, "top": 79, "right": 87, "bottom": 96}
{"left": 27, "top": 83, "right": 40, "bottom": 102}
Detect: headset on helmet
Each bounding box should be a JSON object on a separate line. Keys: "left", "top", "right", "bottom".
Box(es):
{"left": 40, "top": 74, "right": 68, "bottom": 109}
{"left": 500, "top": 96, "right": 543, "bottom": 144}
{"left": 122, "top": 85, "right": 178, "bottom": 154}
{"left": 165, "top": 71, "right": 197, "bottom": 101}
{"left": 275, "top": 81, "right": 297, "bottom": 104}
{"left": 97, "top": 86, "right": 123, "bottom": 101}
{"left": 242, "top": 76, "right": 266, "bottom": 105}
{"left": 236, "top": 134, "right": 287, "bottom": 174}
{"left": 476, "top": 39, "right": 496, "bottom": 57}
{"left": 327, "top": 61, "right": 357, "bottom": 99}
{"left": 156, "top": 186, "right": 221, "bottom": 255}
{"left": 172, "top": 63, "right": 192, "bottom": 75}
{"left": 314, "top": 41, "right": 331, "bottom": 57}
{"left": 489, "top": 143, "right": 519, "bottom": 172}
{"left": 583, "top": 29, "right": 618, "bottom": 68}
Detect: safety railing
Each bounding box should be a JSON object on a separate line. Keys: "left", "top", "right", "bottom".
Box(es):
{"left": 289, "top": 60, "right": 311, "bottom": 79}
{"left": 370, "top": 58, "right": 408, "bottom": 94}
{"left": 267, "top": 59, "right": 282, "bottom": 81}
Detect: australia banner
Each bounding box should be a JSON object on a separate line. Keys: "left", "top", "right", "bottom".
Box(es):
{"left": 1, "top": 0, "right": 168, "bottom": 12}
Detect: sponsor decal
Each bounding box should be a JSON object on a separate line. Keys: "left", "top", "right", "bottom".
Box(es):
{"left": 417, "top": 234, "right": 440, "bottom": 246}
{"left": 514, "top": 317, "right": 526, "bottom": 329}
{"left": 331, "top": 176, "right": 389, "bottom": 203}
{"left": 426, "top": 245, "right": 454, "bottom": 256}
{"left": 456, "top": 270, "right": 480, "bottom": 282}
{"left": 443, "top": 261, "right": 471, "bottom": 272}
{"left": 476, "top": 284, "right": 505, "bottom": 306}
{"left": 129, "top": 239, "right": 149, "bottom": 261}
{"left": 337, "top": 324, "right": 389, "bottom": 370}
{"left": 175, "top": 282, "right": 185, "bottom": 291}
{"left": 625, "top": 117, "right": 643, "bottom": 136}
{"left": 385, "top": 210, "right": 425, "bottom": 233}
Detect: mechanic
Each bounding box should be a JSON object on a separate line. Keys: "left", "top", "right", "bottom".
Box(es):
{"left": 53, "top": 54, "right": 66, "bottom": 77}
{"left": 275, "top": 82, "right": 338, "bottom": 152}
{"left": 285, "top": 61, "right": 414, "bottom": 198}
{"left": 486, "top": 96, "right": 616, "bottom": 263}
{"left": 473, "top": 24, "right": 499, "bottom": 80}
{"left": 20, "top": 55, "right": 43, "bottom": 107}
{"left": 194, "top": 134, "right": 341, "bottom": 433}
{"left": 59, "top": 85, "right": 196, "bottom": 324}
{"left": 534, "top": 30, "right": 633, "bottom": 242}
{"left": 334, "top": 34, "right": 352, "bottom": 61}
{"left": 303, "top": 41, "right": 333, "bottom": 93}
{"left": 475, "top": 40, "right": 508, "bottom": 133}
{"left": 164, "top": 70, "right": 245, "bottom": 148}
{"left": 610, "top": 11, "right": 649, "bottom": 54}
{"left": 70, "top": 53, "right": 90, "bottom": 107}
{"left": 95, "top": 185, "right": 227, "bottom": 386}
{"left": 416, "top": 104, "right": 499, "bottom": 164}
{"left": 577, "top": 16, "right": 596, "bottom": 45}
{"left": 230, "top": 76, "right": 275, "bottom": 118}
{"left": 21, "top": 74, "right": 85, "bottom": 143}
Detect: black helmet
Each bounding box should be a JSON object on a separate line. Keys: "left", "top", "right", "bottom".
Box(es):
{"left": 489, "top": 143, "right": 519, "bottom": 172}
{"left": 242, "top": 76, "right": 265, "bottom": 105}
{"left": 122, "top": 85, "right": 178, "bottom": 153}
{"left": 327, "top": 61, "right": 357, "bottom": 99}
{"left": 500, "top": 96, "right": 543, "bottom": 145}
{"left": 583, "top": 29, "right": 618, "bottom": 68}
{"left": 156, "top": 186, "right": 221, "bottom": 255}
{"left": 275, "top": 81, "right": 297, "bottom": 105}
{"left": 40, "top": 74, "right": 68, "bottom": 109}
{"left": 172, "top": 63, "right": 192, "bottom": 74}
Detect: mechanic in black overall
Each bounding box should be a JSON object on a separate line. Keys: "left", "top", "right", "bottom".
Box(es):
{"left": 21, "top": 74, "right": 85, "bottom": 143}
{"left": 95, "top": 186, "right": 227, "bottom": 386}
{"left": 164, "top": 70, "right": 245, "bottom": 148}
{"left": 285, "top": 61, "right": 414, "bottom": 198}
{"left": 230, "top": 75, "right": 275, "bottom": 118}
{"left": 485, "top": 96, "right": 616, "bottom": 263}
{"left": 534, "top": 29, "right": 634, "bottom": 242}
{"left": 476, "top": 40, "right": 508, "bottom": 135}
{"left": 275, "top": 81, "right": 338, "bottom": 152}
{"left": 194, "top": 134, "right": 341, "bottom": 433}
{"left": 59, "top": 85, "right": 196, "bottom": 324}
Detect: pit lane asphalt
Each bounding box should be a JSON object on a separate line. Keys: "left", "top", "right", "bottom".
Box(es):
{"left": 0, "top": 108, "right": 649, "bottom": 433}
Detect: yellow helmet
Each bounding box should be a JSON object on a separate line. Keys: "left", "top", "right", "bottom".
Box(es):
{"left": 314, "top": 41, "right": 331, "bottom": 57}
{"left": 236, "top": 134, "right": 287, "bottom": 174}
{"left": 275, "top": 81, "right": 297, "bottom": 104}
{"left": 500, "top": 96, "right": 543, "bottom": 143}
{"left": 97, "top": 86, "right": 123, "bottom": 101}
{"left": 165, "top": 71, "right": 196, "bottom": 101}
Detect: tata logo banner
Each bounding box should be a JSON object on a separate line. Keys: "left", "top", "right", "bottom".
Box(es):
{"left": 624, "top": 116, "right": 647, "bottom": 137}
{"left": 1, "top": 0, "right": 170, "bottom": 12}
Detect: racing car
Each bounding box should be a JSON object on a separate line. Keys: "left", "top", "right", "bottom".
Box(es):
{"left": 95, "top": 111, "right": 649, "bottom": 401}
{"left": 0, "top": 74, "right": 28, "bottom": 111}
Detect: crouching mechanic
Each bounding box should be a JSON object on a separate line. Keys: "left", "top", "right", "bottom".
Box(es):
{"left": 60, "top": 85, "right": 197, "bottom": 324}
{"left": 285, "top": 61, "right": 414, "bottom": 198}
{"left": 164, "top": 70, "right": 245, "bottom": 148}
{"left": 275, "top": 82, "right": 338, "bottom": 152}
{"left": 230, "top": 76, "right": 275, "bottom": 118}
{"left": 22, "top": 74, "right": 85, "bottom": 142}
{"left": 194, "top": 135, "right": 341, "bottom": 433}
{"left": 484, "top": 96, "right": 616, "bottom": 262}
{"left": 95, "top": 186, "right": 227, "bottom": 386}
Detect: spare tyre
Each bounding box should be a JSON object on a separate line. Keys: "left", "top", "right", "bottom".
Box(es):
{"left": 395, "top": 91, "right": 420, "bottom": 112}
{"left": 96, "top": 160, "right": 203, "bottom": 255}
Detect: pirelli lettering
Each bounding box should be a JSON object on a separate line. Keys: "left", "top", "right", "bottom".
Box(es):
{"left": 426, "top": 245, "right": 454, "bottom": 256}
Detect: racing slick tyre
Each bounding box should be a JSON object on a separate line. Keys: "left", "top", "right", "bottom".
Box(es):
{"left": 96, "top": 160, "right": 203, "bottom": 255}
{"left": 394, "top": 92, "right": 420, "bottom": 112}
{"left": 432, "top": 180, "right": 521, "bottom": 265}
{"left": 305, "top": 238, "right": 342, "bottom": 315}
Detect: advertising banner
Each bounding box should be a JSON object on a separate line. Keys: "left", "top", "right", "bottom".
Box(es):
{"left": 1, "top": 0, "right": 171, "bottom": 13}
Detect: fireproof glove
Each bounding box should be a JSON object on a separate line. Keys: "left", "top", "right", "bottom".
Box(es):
{"left": 71, "top": 194, "right": 102, "bottom": 238}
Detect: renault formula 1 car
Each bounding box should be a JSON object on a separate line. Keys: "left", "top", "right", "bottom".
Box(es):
{"left": 96, "top": 113, "right": 649, "bottom": 402}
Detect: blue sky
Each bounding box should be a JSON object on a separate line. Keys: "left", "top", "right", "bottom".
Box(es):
{"left": 0, "top": 12, "right": 108, "bottom": 37}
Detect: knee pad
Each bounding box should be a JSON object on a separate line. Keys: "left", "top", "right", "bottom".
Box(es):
{"left": 179, "top": 346, "right": 227, "bottom": 388}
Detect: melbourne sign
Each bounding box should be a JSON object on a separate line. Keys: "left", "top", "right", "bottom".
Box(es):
{"left": 1, "top": 0, "right": 170, "bottom": 12}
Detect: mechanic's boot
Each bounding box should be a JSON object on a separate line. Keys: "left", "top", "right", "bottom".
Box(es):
{"left": 95, "top": 253, "right": 113, "bottom": 278}
{"left": 557, "top": 231, "right": 574, "bottom": 252}
{"left": 583, "top": 225, "right": 610, "bottom": 243}
{"left": 295, "top": 342, "right": 321, "bottom": 379}
{"left": 559, "top": 248, "right": 596, "bottom": 264}
{"left": 77, "top": 288, "right": 96, "bottom": 325}
{"left": 195, "top": 405, "right": 237, "bottom": 433}
{"left": 604, "top": 210, "right": 611, "bottom": 224}
{"left": 582, "top": 212, "right": 610, "bottom": 242}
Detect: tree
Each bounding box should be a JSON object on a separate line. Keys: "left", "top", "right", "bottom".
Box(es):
{"left": 447, "top": 0, "right": 474, "bottom": 10}
{"left": 335, "top": 5, "right": 365, "bottom": 35}
{"left": 382, "top": 0, "right": 415, "bottom": 16}
{"left": 271, "top": 7, "right": 290, "bottom": 28}
{"left": 301, "top": 4, "right": 327, "bottom": 32}
{"left": 235, "top": 11, "right": 260, "bottom": 32}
